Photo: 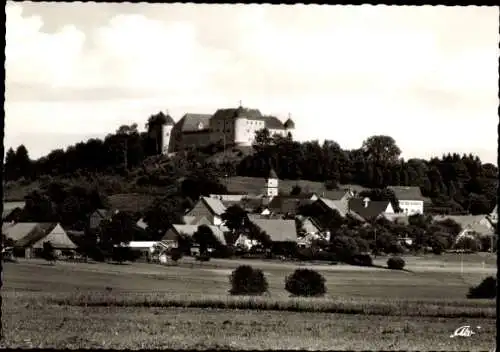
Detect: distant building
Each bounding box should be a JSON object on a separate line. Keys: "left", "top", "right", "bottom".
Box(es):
{"left": 387, "top": 186, "right": 427, "bottom": 215}
{"left": 266, "top": 168, "right": 279, "bottom": 198}
{"left": 185, "top": 197, "right": 227, "bottom": 226}
{"left": 149, "top": 106, "right": 295, "bottom": 154}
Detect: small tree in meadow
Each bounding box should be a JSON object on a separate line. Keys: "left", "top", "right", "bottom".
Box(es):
{"left": 41, "top": 241, "right": 56, "bottom": 264}
{"left": 229, "top": 265, "right": 269, "bottom": 295}
{"left": 285, "top": 268, "right": 326, "bottom": 297}
{"left": 170, "top": 248, "right": 183, "bottom": 264}
{"left": 387, "top": 256, "right": 405, "bottom": 270}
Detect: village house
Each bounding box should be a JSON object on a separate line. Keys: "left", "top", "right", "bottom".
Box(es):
{"left": 4, "top": 222, "right": 78, "bottom": 258}
{"left": 185, "top": 197, "right": 227, "bottom": 226}
{"left": 182, "top": 215, "right": 212, "bottom": 226}
{"left": 247, "top": 218, "right": 298, "bottom": 255}
{"left": 433, "top": 214, "right": 496, "bottom": 248}
{"left": 348, "top": 198, "right": 395, "bottom": 222}
{"left": 162, "top": 224, "right": 229, "bottom": 255}
{"left": 89, "top": 208, "right": 117, "bottom": 230}
{"left": 387, "top": 186, "right": 427, "bottom": 215}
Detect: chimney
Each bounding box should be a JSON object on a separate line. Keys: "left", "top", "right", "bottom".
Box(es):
{"left": 363, "top": 197, "right": 370, "bottom": 208}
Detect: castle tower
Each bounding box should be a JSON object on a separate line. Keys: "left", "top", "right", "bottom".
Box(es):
{"left": 234, "top": 105, "right": 249, "bottom": 146}
{"left": 284, "top": 114, "right": 295, "bottom": 138}
{"left": 266, "top": 168, "right": 279, "bottom": 198}
{"left": 161, "top": 114, "right": 175, "bottom": 154}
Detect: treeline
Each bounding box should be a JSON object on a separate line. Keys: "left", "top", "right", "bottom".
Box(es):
{"left": 4, "top": 119, "right": 498, "bottom": 216}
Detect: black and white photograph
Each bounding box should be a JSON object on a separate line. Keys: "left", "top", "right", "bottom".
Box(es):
{"left": 1, "top": 2, "right": 498, "bottom": 350}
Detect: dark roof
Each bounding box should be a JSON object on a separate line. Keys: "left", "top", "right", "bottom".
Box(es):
{"left": 177, "top": 114, "right": 212, "bottom": 132}
{"left": 212, "top": 108, "right": 263, "bottom": 121}
{"left": 348, "top": 199, "right": 391, "bottom": 221}
{"left": 387, "top": 186, "right": 426, "bottom": 201}
{"left": 268, "top": 168, "right": 278, "bottom": 179}
{"left": 268, "top": 196, "right": 314, "bottom": 215}
{"left": 315, "top": 189, "right": 350, "bottom": 200}
{"left": 222, "top": 197, "right": 265, "bottom": 212}
{"left": 164, "top": 114, "right": 175, "bottom": 125}
{"left": 284, "top": 118, "right": 295, "bottom": 129}
{"left": 261, "top": 116, "right": 284, "bottom": 129}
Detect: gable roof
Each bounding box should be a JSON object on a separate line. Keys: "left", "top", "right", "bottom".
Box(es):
{"left": 284, "top": 118, "right": 295, "bottom": 129}
{"left": 267, "top": 196, "right": 314, "bottom": 215}
{"left": 168, "top": 224, "right": 228, "bottom": 245}
{"left": 313, "top": 190, "right": 350, "bottom": 200}
{"left": 262, "top": 116, "right": 285, "bottom": 130}
{"left": 3, "top": 201, "right": 25, "bottom": 219}
{"left": 387, "top": 186, "right": 426, "bottom": 201}
{"left": 31, "top": 223, "right": 78, "bottom": 249}
{"left": 317, "top": 197, "right": 348, "bottom": 216}
{"left": 182, "top": 215, "right": 211, "bottom": 226}
{"left": 249, "top": 218, "right": 297, "bottom": 243}
{"left": 432, "top": 215, "right": 494, "bottom": 235}
{"left": 212, "top": 107, "right": 263, "bottom": 121}
{"left": 10, "top": 222, "right": 57, "bottom": 248}
{"left": 3, "top": 222, "right": 41, "bottom": 243}
{"left": 177, "top": 114, "right": 212, "bottom": 132}
{"left": 348, "top": 199, "right": 392, "bottom": 221}
{"left": 201, "top": 197, "right": 226, "bottom": 216}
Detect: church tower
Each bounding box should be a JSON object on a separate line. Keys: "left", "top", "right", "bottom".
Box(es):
{"left": 266, "top": 168, "right": 279, "bottom": 198}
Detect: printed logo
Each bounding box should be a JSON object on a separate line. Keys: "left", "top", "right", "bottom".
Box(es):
{"left": 450, "top": 325, "right": 481, "bottom": 338}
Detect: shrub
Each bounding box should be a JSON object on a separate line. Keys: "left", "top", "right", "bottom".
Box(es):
{"left": 467, "top": 276, "right": 496, "bottom": 299}
{"left": 285, "top": 269, "right": 326, "bottom": 297}
{"left": 387, "top": 256, "right": 405, "bottom": 270}
{"left": 347, "top": 253, "right": 373, "bottom": 267}
{"left": 170, "top": 248, "right": 183, "bottom": 262}
{"left": 229, "top": 265, "right": 269, "bottom": 295}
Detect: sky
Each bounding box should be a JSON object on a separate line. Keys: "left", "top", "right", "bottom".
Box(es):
{"left": 5, "top": 3, "right": 499, "bottom": 164}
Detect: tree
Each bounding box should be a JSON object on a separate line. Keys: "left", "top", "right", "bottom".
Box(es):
{"left": 361, "top": 135, "right": 401, "bottom": 164}
{"left": 192, "top": 224, "right": 218, "bottom": 255}
{"left": 99, "top": 211, "right": 136, "bottom": 254}
{"left": 143, "top": 195, "right": 186, "bottom": 238}
{"left": 41, "top": 241, "right": 56, "bottom": 264}
{"left": 290, "top": 185, "right": 302, "bottom": 196}
{"left": 221, "top": 205, "right": 248, "bottom": 242}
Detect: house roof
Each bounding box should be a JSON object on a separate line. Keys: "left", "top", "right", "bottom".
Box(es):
{"left": 317, "top": 198, "right": 348, "bottom": 216}
{"left": 3, "top": 201, "right": 25, "bottom": 219}
{"left": 31, "top": 224, "right": 78, "bottom": 249}
{"left": 168, "top": 224, "right": 228, "bottom": 245}
{"left": 249, "top": 218, "right": 297, "bottom": 243}
{"left": 163, "top": 114, "right": 175, "bottom": 125}
{"left": 136, "top": 218, "right": 148, "bottom": 230}
{"left": 314, "top": 190, "right": 350, "bottom": 200}
{"left": 348, "top": 199, "right": 391, "bottom": 221}
{"left": 201, "top": 197, "right": 226, "bottom": 216}
{"left": 387, "top": 186, "right": 426, "bottom": 201}
{"left": 93, "top": 208, "right": 111, "bottom": 219}
{"left": 182, "top": 215, "right": 211, "bottom": 226}
{"left": 267, "top": 196, "right": 314, "bottom": 215}
{"left": 432, "top": 215, "right": 494, "bottom": 235}
{"left": 11, "top": 223, "right": 58, "bottom": 248}
{"left": 177, "top": 114, "right": 212, "bottom": 132}
{"left": 3, "top": 222, "right": 41, "bottom": 243}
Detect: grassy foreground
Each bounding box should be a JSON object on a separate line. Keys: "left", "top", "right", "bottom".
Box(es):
{"left": 1, "top": 257, "right": 497, "bottom": 350}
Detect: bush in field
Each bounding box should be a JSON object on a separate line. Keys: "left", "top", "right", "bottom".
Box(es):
{"left": 285, "top": 268, "right": 326, "bottom": 297}
{"left": 467, "top": 276, "right": 496, "bottom": 299}
{"left": 170, "top": 248, "right": 183, "bottom": 263}
{"left": 387, "top": 256, "right": 405, "bottom": 270}
{"left": 229, "top": 265, "right": 269, "bottom": 295}
{"left": 41, "top": 241, "right": 56, "bottom": 263}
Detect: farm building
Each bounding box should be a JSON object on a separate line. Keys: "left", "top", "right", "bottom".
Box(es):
{"left": 348, "top": 198, "right": 395, "bottom": 222}
{"left": 162, "top": 224, "right": 229, "bottom": 253}
{"left": 89, "top": 208, "right": 117, "bottom": 230}
{"left": 4, "top": 222, "right": 77, "bottom": 258}
{"left": 248, "top": 218, "right": 298, "bottom": 255}
{"left": 185, "top": 197, "right": 227, "bottom": 226}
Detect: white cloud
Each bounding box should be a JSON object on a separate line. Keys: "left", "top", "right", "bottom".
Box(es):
{"left": 4, "top": 3, "right": 499, "bottom": 164}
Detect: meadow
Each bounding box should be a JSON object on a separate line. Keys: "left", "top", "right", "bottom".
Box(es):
{"left": 1, "top": 255, "right": 497, "bottom": 350}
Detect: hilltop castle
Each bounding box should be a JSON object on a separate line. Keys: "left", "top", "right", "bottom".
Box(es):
{"left": 149, "top": 106, "right": 295, "bottom": 154}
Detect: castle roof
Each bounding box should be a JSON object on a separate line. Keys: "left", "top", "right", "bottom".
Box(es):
{"left": 164, "top": 114, "right": 175, "bottom": 125}
{"left": 211, "top": 108, "right": 285, "bottom": 130}
{"left": 284, "top": 118, "right": 295, "bottom": 129}
{"left": 177, "top": 114, "right": 212, "bottom": 132}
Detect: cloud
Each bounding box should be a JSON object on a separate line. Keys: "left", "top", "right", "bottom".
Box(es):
{"left": 4, "top": 3, "right": 499, "bottom": 164}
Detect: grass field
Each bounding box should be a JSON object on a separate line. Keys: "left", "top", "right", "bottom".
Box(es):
{"left": 1, "top": 255, "right": 496, "bottom": 350}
